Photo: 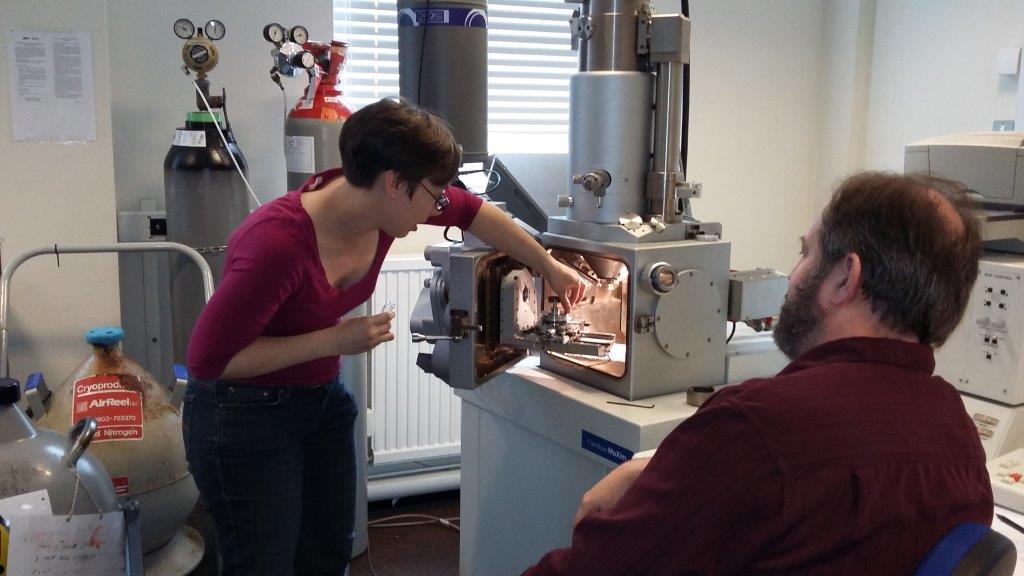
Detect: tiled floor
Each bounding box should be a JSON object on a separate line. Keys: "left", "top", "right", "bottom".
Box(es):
{"left": 350, "top": 490, "right": 461, "bottom": 576}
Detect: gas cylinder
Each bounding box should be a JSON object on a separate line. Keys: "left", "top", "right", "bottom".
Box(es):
{"left": 164, "top": 110, "right": 249, "bottom": 364}
{"left": 285, "top": 40, "right": 355, "bottom": 189}
{"left": 0, "top": 378, "right": 119, "bottom": 515}
{"left": 37, "top": 327, "right": 198, "bottom": 554}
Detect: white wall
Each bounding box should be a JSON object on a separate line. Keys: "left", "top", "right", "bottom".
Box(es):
{"left": 681, "top": 0, "right": 827, "bottom": 272}
{"left": 107, "top": 0, "right": 333, "bottom": 213}
{"left": 0, "top": 0, "right": 121, "bottom": 386}
{"left": 815, "top": 0, "right": 875, "bottom": 207}
{"left": 864, "top": 0, "right": 1024, "bottom": 170}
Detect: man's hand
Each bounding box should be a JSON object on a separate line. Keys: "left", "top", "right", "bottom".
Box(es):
{"left": 573, "top": 458, "right": 650, "bottom": 530}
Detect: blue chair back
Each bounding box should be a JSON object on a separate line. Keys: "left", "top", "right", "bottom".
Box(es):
{"left": 914, "top": 523, "right": 1016, "bottom": 576}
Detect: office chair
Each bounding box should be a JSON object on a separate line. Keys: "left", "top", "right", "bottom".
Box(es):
{"left": 913, "top": 523, "right": 1016, "bottom": 576}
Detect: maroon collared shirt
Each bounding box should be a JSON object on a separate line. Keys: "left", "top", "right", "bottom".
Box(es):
{"left": 525, "top": 337, "right": 993, "bottom": 575}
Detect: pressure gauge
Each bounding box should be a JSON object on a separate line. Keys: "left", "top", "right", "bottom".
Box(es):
{"left": 263, "top": 22, "right": 286, "bottom": 44}
{"left": 296, "top": 50, "right": 316, "bottom": 69}
{"left": 187, "top": 43, "right": 212, "bottom": 66}
{"left": 204, "top": 19, "right": 226, "bottom": 41}
{"left": 182, "top": 36, "right": 219, "bottom": 74}
{"left": 290, "top": 25, "right": 309, "bottom": 45}
{"left": 173, "top": 18, "right": 195, "bottom": 40}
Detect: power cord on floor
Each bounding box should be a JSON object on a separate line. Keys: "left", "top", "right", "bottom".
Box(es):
{"left": 360, "top": 513, "right": 460, "bottom": 576}
{"left": 368, "top": 513, "right": 460, "bottom": 531}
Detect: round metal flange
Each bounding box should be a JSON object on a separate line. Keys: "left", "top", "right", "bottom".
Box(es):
{"left": 654, "top": 268, "right": 719, "bottom": 360}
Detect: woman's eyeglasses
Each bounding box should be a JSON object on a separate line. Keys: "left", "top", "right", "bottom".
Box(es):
{"left": 419, "top": 182, "right": 450, "bottom": 212}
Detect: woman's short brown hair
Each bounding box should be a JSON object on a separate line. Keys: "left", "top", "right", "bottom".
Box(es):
{"left": 815, "top": 172, "right": 982, "bottom": 346}
{"left": 339, "top": 98, "right": 461, "bottom": 191}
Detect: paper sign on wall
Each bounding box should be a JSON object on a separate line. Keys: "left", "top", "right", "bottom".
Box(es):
{"left": 7, "top": 29, "right": 96, "bottom": 143}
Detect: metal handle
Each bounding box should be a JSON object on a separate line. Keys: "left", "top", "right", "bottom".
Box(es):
{"left": 412, "top": 321, "right": 483, "bottom": 344}
{"left": 412, "top": 333, "right": 458, "bottom": 344}
{"left": 63, "top": 417, "right": 98, "bottom": 468}
{"left": 572, "top": 170, "right": 611, "bottom": 194}
{"left": 0, "top": 242, "right": 215, "bottom": 378}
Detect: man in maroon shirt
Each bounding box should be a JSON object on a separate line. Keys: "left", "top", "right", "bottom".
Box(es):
{"left": 525, "top": 172, "right": 992, "bottom": 575}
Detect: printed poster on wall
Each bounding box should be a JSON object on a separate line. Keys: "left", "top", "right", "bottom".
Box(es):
{"left": 7, "top": 29, "right": 96, "bottom": 143}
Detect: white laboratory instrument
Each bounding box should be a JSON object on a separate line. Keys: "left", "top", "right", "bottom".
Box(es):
{"left": 906, "top": 132, "right": 1024, "bottom": 254}
{"left": 937, "top": 254, "right": 1024, "bottom": 460}
{"left": 989, "top": 447, "right": 1024, "bottom": 513}
{"left": 909, "top": 135, "right": 1024, "bottom": 462}
{"left": 905, "top": 132, "right": 1024, "bottom": 208}
{"left": 399, "top": 0, "right": 790, "bottom": 572}
{"left": 458, "top": 325, "right": 787, "bottom": 575}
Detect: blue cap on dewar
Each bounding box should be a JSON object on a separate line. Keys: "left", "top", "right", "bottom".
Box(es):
{"left": 85, "top": 326, "right": 124, "bottom": 347}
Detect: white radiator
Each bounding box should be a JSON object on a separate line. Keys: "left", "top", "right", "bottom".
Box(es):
{"left": 368, "top": 257, "right": 461, "bottom": 465}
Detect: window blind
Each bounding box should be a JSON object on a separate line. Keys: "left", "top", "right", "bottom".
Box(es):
{"left": 333, "top": 0, "right": 576, "bottom": 152}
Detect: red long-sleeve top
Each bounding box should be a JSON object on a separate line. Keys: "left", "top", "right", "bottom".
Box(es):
{"left": 186, "top": 168, "right": 482, "bottom": 386}
{"left": 526, "top": 337, "right": 993, "bottom": 575}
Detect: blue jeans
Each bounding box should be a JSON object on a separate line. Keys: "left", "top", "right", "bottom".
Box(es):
{"left": 182, "top": 376, "right": 358, "bottom": 576}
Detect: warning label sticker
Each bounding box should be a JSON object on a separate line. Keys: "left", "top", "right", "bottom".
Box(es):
{"left": 72, "top": 375, "right": 144, "bottom": 442}
{"left": 111, "top": 476, "right": 130, "bottom": 496}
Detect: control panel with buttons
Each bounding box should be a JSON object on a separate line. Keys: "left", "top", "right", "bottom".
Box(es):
{"left": 937, "top": 254, "right": 1024, "bottom": 405}
{"left": 988, "top": 447, "right": 1024, "bottom": 513}
{"left": 960, "top": 393, "right": 1024, "bottom": 460}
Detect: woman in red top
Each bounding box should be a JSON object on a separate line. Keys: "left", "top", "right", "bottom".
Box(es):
{"left": 183, "top": 99, "right": 583, "bottom": 575}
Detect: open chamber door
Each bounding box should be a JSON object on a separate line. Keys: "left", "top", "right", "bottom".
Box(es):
{"left": 411, "top": 245, "right": 533, "bottom": 389}
{"left": 410, "top": 242, "right": 629, "bottom": 391}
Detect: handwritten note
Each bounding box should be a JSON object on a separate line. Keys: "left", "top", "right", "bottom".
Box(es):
{"left": 7, "top": 512, "right": 124, "bottom": 575}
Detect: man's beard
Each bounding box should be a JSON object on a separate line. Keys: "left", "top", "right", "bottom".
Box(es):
{"left": 773, "top": 272, "right": 826, "bottom": 359}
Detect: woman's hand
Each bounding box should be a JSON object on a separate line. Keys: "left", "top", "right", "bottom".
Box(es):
{"left": 329, "top": 311, "right": 395, "bottom": 355}
{"left": 544, "top": 259, "right": 586, "bottom": 313}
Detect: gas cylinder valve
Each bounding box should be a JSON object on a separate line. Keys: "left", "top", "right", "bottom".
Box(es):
{"left": 264, "top": 23, "right": 317, "bottom": 91}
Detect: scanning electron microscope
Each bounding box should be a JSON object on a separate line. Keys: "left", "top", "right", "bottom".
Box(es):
{"left": 406, "top": 1, "right": 788, "bottom": 573}
{"left": 410, "top": 0, "right": 776, "bottom": 401}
